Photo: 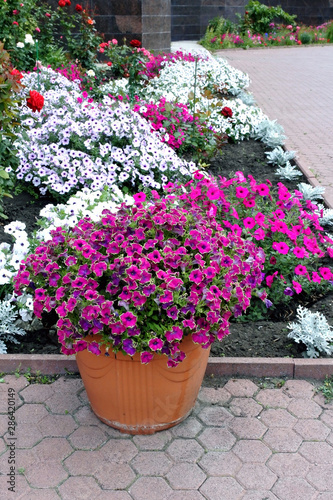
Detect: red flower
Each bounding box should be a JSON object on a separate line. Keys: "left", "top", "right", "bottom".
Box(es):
{"left": 221, "top": 106, "right": 233, "bottom": 118}
{"left": 130, "top": 39, "right": 141, "bottom": 48}
{"left": 45, "top": 12, "right": 51, "bottom": 17}
{"left": 12, "top": 21, "right": 19, "bottom": 25}
{"left": 107, "top": 61, "right": 112, "bottom": 66}
{"left": 26, "top": 90, "right": 44, "bottom": 113}
{"left": 65, "top": 0, "right": 71, "bottom": 4}
{"left": 58, "top": 0, "right": 66, "bottom": 6}
{"left": 75, "top": 3, "right": 82, "bottom": 10}
{"left": 10, "top": 68, "right": 23, "bottom": 82}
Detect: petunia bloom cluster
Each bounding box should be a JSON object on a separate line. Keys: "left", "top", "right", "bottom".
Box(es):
{"left": 168, "top": 171, "right": 333, "bottom": 315}
{"left": 14, "top": 195, "right": 264, "bottom": 366}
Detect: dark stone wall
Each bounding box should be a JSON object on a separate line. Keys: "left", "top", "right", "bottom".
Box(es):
{"left": 46, "top": 1, "right": 333, "bottom": 49}
{"left": 172, "top": 0, "right": 333, "bottom": 41}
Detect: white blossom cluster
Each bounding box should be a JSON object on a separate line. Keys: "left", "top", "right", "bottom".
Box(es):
{"left": 14, "top": 69, "right": 196, "bottom": 196}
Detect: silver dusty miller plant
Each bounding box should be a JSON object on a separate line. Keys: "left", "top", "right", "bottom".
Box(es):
{"left": 0, "top": 300, "right": 26, "bottom": 354}
{"left": 265, "top": 146, "right": 296, "bottom": 166}
{"left": 287, "top": 305, "right": 333, "bottom": 358}
{"left": 297, "top": 183, "right": 325, "bottom": 201}
{"left": 254, "top": 119, "right": 286, "bottom": 148}
{"left": 275, "top": 162, "right": 303, "bottom": 181}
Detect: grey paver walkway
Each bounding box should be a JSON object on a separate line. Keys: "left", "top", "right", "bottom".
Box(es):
{"left": 1, "top": 374, "right": 333, "bottom": 499}
{"left": 216, "top": 46, "right": 333, "bottom": 208}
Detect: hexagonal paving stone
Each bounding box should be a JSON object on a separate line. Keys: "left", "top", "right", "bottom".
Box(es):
{"left": 0, "top": 415, "right": 8, "bottom": 436}
{"left": 130, "top": 477, "right": 172, "bottom": 500}
{"left": 74, "top": 405, "right": 103, "bottom": 426}
{"left": 131, "top": 451, "right": 172, "bottom": 475}
{"left": 50, "top": 377, "right": 84, "bottom": 394}
{"left": 233, "top": 440, "right": 272, "bottom": 463}
{"left": 68, "top": 425, "right": 107, "bottom": 450}
{"left": 16, "top": 404, "right": 49, "bottom": 424}
{"left": 272, "top": 477, "right": 317, "bottom": 500}
{"left": 167, "top": 462, "right": 206, "bottom": 490}
{"left": 263, "top": 428, "right": 303, "bottom": 453}
{"left": 170, "top": 417, "right": 203, "bottom": 438}
{"left": 260, "top": 408, "right": 297, "bottom": 428}
{"left": 200, "top": 476, "right": 244, "bottom": 500}
{"left": 25, "top": 461, "right": 68, "bottom": 488}
{"left": 94, "top": 461, "right": 136, "bottom": 489}
{"left": 198, "top": 427, "right": 237, "bottom": 451}
{"left": 241, "top": 491, "right": 279, "bottom": 500}
{"left": 293, "top": 419, "right": 330, "bottom": 441}
{"left": 20, "top": 384, "right": 55, "bottom": 403}
{"left": 199, "top": 451, "right": 242, "bottom": 476}
{"left": 299, "top": 441, "right": 333, "bottom": 464}
{"left": 30, "top": 437, "right": 73, "bottom": 462}
{"left": 15, "top": 422, "right": 43, "bottom": 448}
{"left": 283, "top": 380, "right": 315, "bottom": 399}
{"left": 268, "top": 453, "right": 310, "bottom": 478}
{"left": 229, "top": 417, "right": 267, "bottom": 439}
{"left": 198, "top": 406, "right": 233, "bottom": 426}
{"left": 288, "top": 399, "right": 322, "bottom": 419}
{"left": 63, "top": 449, "right": 103, "bottom": 475}
{"left": 237, "top": 463, "right": 277, "bottom": 490}
{"left": 197, "top": 387, "right": 231, "bottom": 404}
{"left": 0, "top": 474, "right": 59, "bottom": 499}
{"left": 255, "top": 389, "right": 290, "bottom": 408}
{"left": 101, "top": 438, "right": 138, "bottom": 462}
{"left": 307, "top": 464, "right": 333, "bottom": 491}
{"left": 166, "top": 438, "right": 204, "bottom": 462}
{"left": 317, "top": 494, "right": 333, "bottom": 500}
{"left": 132, "top": 430, "right": 172, "bottom": 450}
{"left": 229, "top": 398, "right": 262, "bottom": 417}
{"left": 58, "top": 476, "right": 102, "bottom": 500}
{"left": 320, "top": 410, "right": 333, "bottom": 429}
{"left": 38, "top": 413, "right": 77, "bottom": 437}
{"left": 95, "top": 492, "right": 132, "bottom": 500}
{"left": 168, "top": 492, "right": 206, "bottom": 500}
{"left": 224, "top": 379, "right": 258, "bottom": 397}
{"left": 44, "top": 392, "right": 82, "bottom": 414}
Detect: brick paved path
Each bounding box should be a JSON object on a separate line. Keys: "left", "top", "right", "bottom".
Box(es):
{"left": 1, "top": 374, "right": 333, "bottom": 499}
{"left": 216, "top": 46, "right": 333, "bottom": 208}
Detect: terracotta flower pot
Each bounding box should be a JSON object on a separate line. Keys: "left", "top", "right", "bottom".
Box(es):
{"left": 76, "top": 334, "right": 210, "bottom": 434}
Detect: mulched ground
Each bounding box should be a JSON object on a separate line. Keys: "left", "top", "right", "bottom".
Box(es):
{"left": 3, "top": 139, "right": 333, "bottom": 357}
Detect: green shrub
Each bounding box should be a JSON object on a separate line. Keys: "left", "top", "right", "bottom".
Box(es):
{"left": 300, "top": 32, "right": 312, "bottom": 44}
{"left": 325, "top": 21, "right": 333, "bottom": 42}
{"left": 239, "top": 1, "right": 297, "bottom": 35}
{"left": 0, "top": 42, "right": 23, "bottom": 218}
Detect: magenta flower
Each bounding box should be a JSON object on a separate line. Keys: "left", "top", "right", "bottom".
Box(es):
{"left": 141, "top": 351, "right": 154, "bottom": 364}
{"left": 148, "top": 338, "right": 164, "bottom": 351}
{"left": 166, "top": 306, "right": 179, "bottom": 320}
{"left": 133, "top": 192, "right": 146, "bottom": 204}
{"left": 272, "top": 242, "right": 289, "bottom": 254}
{"left": 206, "top": 186, "right": 220, "bottom": 200}
{"left": 256, "top": 183, "right": 270, "bottom": 196}
{"left": 147, "top": 250, "right": 162, "bottom": 263}
{"left": 88, "top": 342, "right": 101, "bottom": 355}
{"left": 72, "top": 277, "right": 88, "bottom": 289}
{"left": 312, "top": 272, "right": 321, "bottom": 283}
{"left": 167, "top": 277, "right": 183, "bottom": 290}
{"left": 292, "top": 281, "right": 302, "bottom": 294}
{"left": 197, "top": 241, "right": 211, "bottom": 254}
{"left": 126, "top": 265, "right": 142, "bottom": 280}
{"left": 84, "top": 289, "right": 99, "bottom": 301}
{"left": 243, "top": 217, "right": 256, "bottom": 229}
{"left": 189, "top": 269, "right": 203, "bottom": 284}
{"left": 319, "top": 267, "right": 332, "bottom": 280}
{"left": 293, "top": 247, "right": 307, "bottom": 258}
{"left": 91, "top": 261, "right": 107, "bottom": 277}
{"left": 120, "top": 311, "right": 137, "bottom": 328}
{"left": 122, "top": 339, "right": 136, "bottom": 356}
{"left": 294, "top": 265, "right": 308, "bottom": 275}
{"left": 132, "top": 292, "right": 146, "bottom": 307}
{"left": 235, "top": 186, "right": 249, "bottom": 199}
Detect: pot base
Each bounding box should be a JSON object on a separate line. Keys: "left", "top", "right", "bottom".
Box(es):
{"left": 93, "top": 407, "right": 193, "bottom": 435}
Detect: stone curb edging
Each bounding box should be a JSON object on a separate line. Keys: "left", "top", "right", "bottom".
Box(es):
{"left": 1, "top": 354, "right": 332, "bottom": 380}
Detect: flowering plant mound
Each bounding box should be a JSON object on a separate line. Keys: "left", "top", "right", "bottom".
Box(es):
{"left": 133, "top": 97, "right": 217, "bottom": 159}
{"left": 169, "top": 171, "right": 333, "bottom": 319}
{"left": 14, "top": 195, "right": 264, "bottom": 366}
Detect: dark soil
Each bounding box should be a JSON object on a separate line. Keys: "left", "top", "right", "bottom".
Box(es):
{"left": 3, "top": 139, "right": 333, "bottom": 358}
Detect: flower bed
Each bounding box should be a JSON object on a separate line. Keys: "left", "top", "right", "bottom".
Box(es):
{"left": 0, "top": 26, "right": 332, "bottom": 361}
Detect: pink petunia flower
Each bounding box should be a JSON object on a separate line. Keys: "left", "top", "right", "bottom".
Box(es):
{"left": 120, "top": 311, "right": 137, "bottom": 328}
{"left": 148, "top": 338, "right": 163, "bottom": 351}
